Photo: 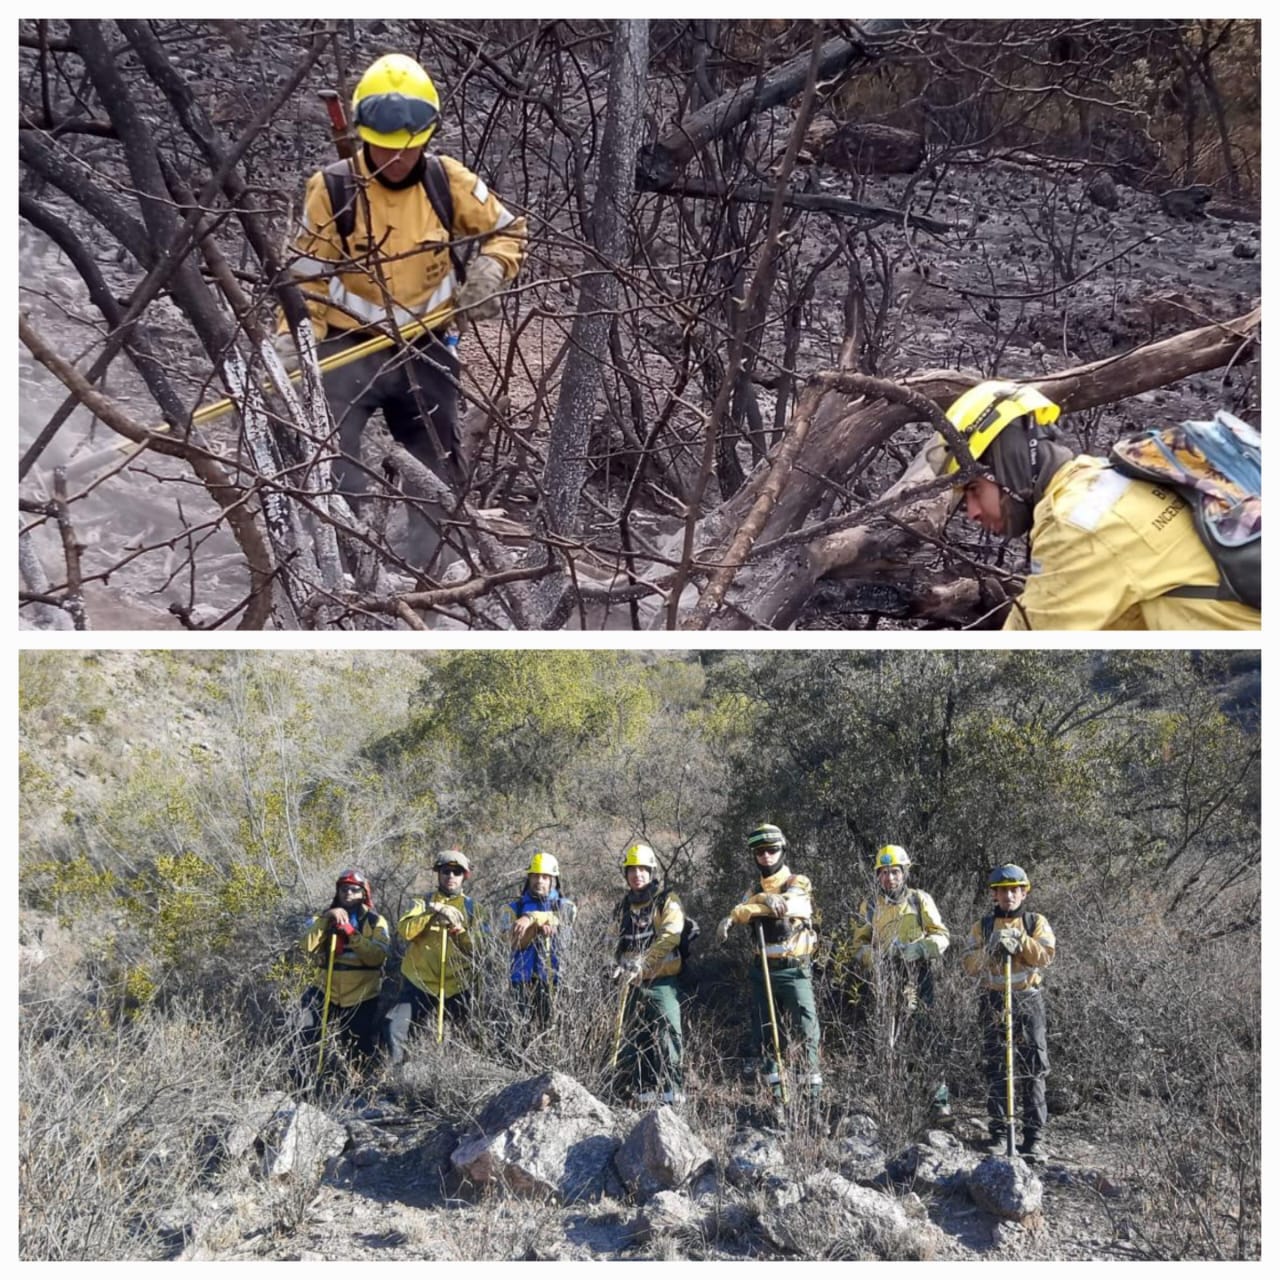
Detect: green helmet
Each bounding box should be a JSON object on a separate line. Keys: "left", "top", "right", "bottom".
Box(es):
{"left": 747, "top": 823, "right": 787, "bottom": 852}
{"left": 874, "top": 844, "right": 911, "bottom": 871}
{"left": 989, "top": 863, "right": 1030, "bottom": 890}
{"left": 621, "top": 841, "right": 658, "bottom": 871}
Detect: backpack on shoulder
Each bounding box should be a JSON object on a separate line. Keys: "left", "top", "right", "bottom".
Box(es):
{"left": 321, "top": 154, "right": 469, "bottom": 285}
{"left": 1109, "top": 411, "right": 1261, "bottom": 609}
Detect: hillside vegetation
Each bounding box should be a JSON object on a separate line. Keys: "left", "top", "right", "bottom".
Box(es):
{"left": 19, "top": 649, "right": 1260, "bottom": 1258}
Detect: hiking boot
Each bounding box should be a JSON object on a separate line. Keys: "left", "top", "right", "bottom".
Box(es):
{"left": 1018, "top": 1131, "right": 1045, "bottom": 1163}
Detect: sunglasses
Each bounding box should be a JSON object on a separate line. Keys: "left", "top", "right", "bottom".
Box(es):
{"left": 438, "top": 865, "right": 466, "bottom": 876}
{"left": 355, "top": 92, "right": 439, "bottom": 138}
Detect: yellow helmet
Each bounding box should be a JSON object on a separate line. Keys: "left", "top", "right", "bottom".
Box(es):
{"left": 526, "top": 851, "right": 560, "bottom": 878}
{"left": 874, "top": 844, "right": 911, "bottom": 871}
{"left": 937, "top": 381, "right": 1061, "bottom": 478}
{"left": 621, "top": 842, "right": 658, "bottom": 871}
{"left": 351, "top": 54, "right": 440, "bottom": 149}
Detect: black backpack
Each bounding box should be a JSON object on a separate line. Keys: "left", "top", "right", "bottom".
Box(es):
{"left": 616, "top": 888, "right": 700, "bottom": 965}
{"left": 321, "top": 153, "right": 469, "bottom": 285}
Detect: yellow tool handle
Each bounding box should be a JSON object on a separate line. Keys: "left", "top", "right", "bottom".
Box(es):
{"left": 436, "top": 928, "right": 449, "bottom": 1045}
{"left": 317, "top": 931, "right": 338, "bottom": 1078}
{"left": 757, "top": 922, "right": 788, "bottom": 1106}
{"left": 1004, "top": 953, "right": 1016, "bottom": 1155}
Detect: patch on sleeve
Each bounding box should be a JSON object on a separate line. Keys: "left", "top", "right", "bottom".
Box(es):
{"left": 471, "top": 176, "right": 490, "bottom": 203}
{"left": 1062, "top": 467, "right": 1131, "bottom": 532}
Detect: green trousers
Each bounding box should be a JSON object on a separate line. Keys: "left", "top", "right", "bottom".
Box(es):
{"left": 617, "top": 976, "right": 683, "bottom": 1097}
{"left": 749, "top": 962, "right": 822, "bottom": 1097}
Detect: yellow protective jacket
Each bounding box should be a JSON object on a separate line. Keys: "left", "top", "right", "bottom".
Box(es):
{"left": 841, "top": 888, "right": 949, "bottom": 977}
{"left": 1005, "top": 455, "right": 1260, "bottom": 631}
{"left": 731, "top": 866, "right": 817, "bottom": 962}
{"left": 961, "top": 909, "right": 1056, "bottom": 992}
{"left": 301, "top": 908, "right": 390, "bottom": 1008}
{"left": 617, "top": 888, "right": 684, "bottom": 981}
{"left": 399, "top": 891, "right": 479, "bottom": 1000}
{"left": 285, "top": 149, "right": 527, "bottom": 340}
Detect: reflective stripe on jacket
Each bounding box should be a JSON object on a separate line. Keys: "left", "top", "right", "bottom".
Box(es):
{"left": 285, "top": 150, "right": 527, "bottom": 341}
{"left": 617, "top": 889, "right": 684, "bottom": 980}
{"left": 301, "top": 909, "right": 389, "bottom": 1008}
{"left": 1005, "top": 455, "right": 1260, "bottom": 631}
{"left": 961, "top": 911, "right": 1056, "bottom": 991}
{"left": 399, "top": 891, "right": 479, "bottom": 1000}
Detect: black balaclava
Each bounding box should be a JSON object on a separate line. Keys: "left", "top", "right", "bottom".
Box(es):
{"left": 364, "top": 142, "right": 426, "bottom": 190}
{"left": 986, "top": 420, "right": 1074, "bottom": 538}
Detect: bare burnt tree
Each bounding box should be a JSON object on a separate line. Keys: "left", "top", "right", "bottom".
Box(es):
{"left": 18, "top": 19, "right": 1260, "bottom": 630}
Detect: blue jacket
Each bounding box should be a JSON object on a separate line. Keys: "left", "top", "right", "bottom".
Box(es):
{"left": 503, "top": 888, "right": 575, "bottom": 984}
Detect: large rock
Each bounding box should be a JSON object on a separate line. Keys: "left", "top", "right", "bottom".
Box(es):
{"left": 615, "top": 1107, "right": 714, "bottom": 1202}
{"left": 450, "top": 1072, "right": 621, "bottom": 1203}
{"left": 885, "top": 1128, "right": 981, "bottom": 1194}
{"left": 966, "top": 1154, "right": 1044, "bottom": 1222}
{"left": 224, "top": 1095, "right": 347, "bottom": 1179}
{"left": 757, "top": 1170, "right": 937, "bottom": 1260}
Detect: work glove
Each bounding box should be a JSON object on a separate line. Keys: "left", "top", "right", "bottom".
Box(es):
{"left": 613, "top": 955, "right": 643, "bottom": 984}
{"left": 730, "top": 904, "right": 755, "bottom": 926}
{"left": 893, "top": 938, "right": 927, "bottom": 963}
{"left": 454, "top": 254, "right": 506, "bottom": 324}
{"left": 990, "top": 927, "right": 1022, "bottom": 956}
{"left": 432, "top": 904, "right": 466, "bottom": 932}
{"left": 761, "top": 893, "right": 788, "bottom": 918}
{"left": 272, "top": 331, "right": 300, "bottom": 373}
{"left": 717, "top": 916, "right": 734, "bottom": 945}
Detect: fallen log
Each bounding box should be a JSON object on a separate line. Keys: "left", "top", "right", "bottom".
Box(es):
{"left": 635, "top": 21, "right": 908, "bottom": 189}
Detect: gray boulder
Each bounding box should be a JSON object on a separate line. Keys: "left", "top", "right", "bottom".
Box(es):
{"left": 628, "top": 1188, "right": 697, "bottom": 1245}
{"left": 450, "top": 1071, "right": 621, "bottom": 1203}
{"left": 885, "top": 1128, "right": 981, "bottom": 1194}
{"left": 757, "top": 1170, "right": 937, "bottom": 1260}
{"left": 242, "top": 1098, "right": 348, "bottom": 1179}
{"left": 616, "top": 1106, "right": 714, "bottom": 1202}
{"left": 966, "top": 1154, "right": 1044, "bottom": 1222}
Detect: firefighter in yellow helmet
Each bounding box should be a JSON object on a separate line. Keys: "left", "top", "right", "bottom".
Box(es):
{"left": 933, "top": 381, "right": 1259, "bottom": 630}
{"left": 961, "top": 864, "right": 1056, "bottom": 1162}
{"left": 502, "top": 851, "right": 576, "bottom": 1025}
{"left": 385, "top": 851, "right": 482, "bottom": 1063}
{"left": 298, "top": 867, "right": 390, "bottom": 1071}
{"left": 717, "top": 823, "right": 823, "bottom": 1120}
{"left": 612, "top": 841, "right": 687, "bottom": 1106}
{"left": 278, "top": 53, "right": 527, "bottom": 565}
{"left": 834, "top": 845, "right": 952, "bottom": 1120}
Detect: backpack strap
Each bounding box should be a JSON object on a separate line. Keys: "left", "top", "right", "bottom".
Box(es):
{"left": 321, "top": 153, "right": 467, "bottom": 283}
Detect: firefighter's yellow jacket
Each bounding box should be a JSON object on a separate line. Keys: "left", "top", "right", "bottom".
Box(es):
{"left": 841, "top": 887, "right": 949, "bottom": 976}
{"left": 731, "top": 865, "right": 817, "bottom": 962}
{"left": 286, "top": 149, "right": 527, "bottom": 340}
{"left": 301, "top": 908, "right": 390, "bottom": 1008}
{"left": 617, "top": 889, "right": 684, "bottom": 981}
{"left": 399, "top": 891, "right": 479, "bottom": 1000}
{"left": 1005, "top": 455, "right": 1260, "bottom": 631}
{"left": 961, "top": 910, "right": 1056, "bottom": 992}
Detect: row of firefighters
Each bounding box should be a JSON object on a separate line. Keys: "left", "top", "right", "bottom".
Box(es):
{"left": 302, "top": 825, "right": 1055, "bottom": 1160}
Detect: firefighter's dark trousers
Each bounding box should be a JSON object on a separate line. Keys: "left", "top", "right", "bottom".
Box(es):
{"left": 616, "top": 976, "right": 683, "bottom": 1099}
{"left": 981, "top": 985, "right": 1049, "bottom": 1135}
{"left": 384, "top": 979, "right": 472, "bottom": 1064}
{"left": 749, "top": 960, "right": 822, "bottom": 1098}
